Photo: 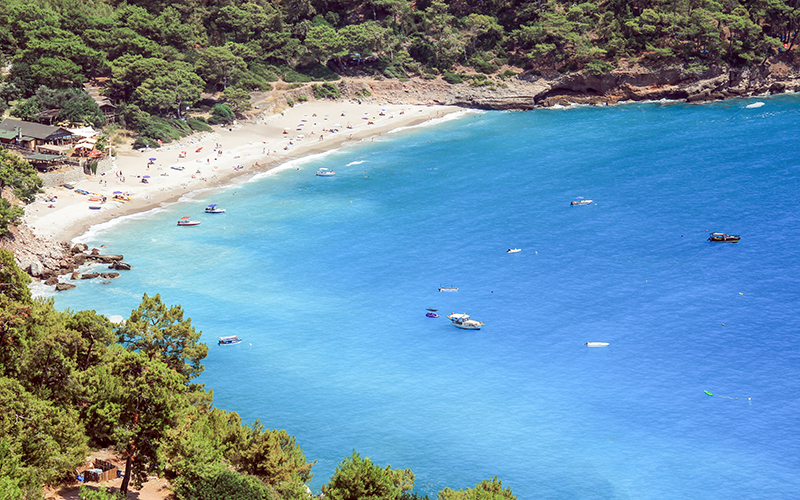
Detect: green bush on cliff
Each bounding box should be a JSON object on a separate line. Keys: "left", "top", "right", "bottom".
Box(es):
{"left": 312, "top": 82, "right": 341, "bottom": 99}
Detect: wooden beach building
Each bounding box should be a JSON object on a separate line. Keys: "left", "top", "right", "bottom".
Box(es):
{"left": 0, "top": 118, "right": 74, "bottom": 152}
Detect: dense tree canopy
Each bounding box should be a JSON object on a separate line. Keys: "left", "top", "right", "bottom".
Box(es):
{"left": 0, "top": 0, "right": 796, "bottom": 111}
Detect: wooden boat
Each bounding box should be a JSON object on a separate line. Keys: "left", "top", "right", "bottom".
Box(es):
{"left": 177, "top": 216, "right": 201, "bottom": 226}
{"left": 585, "top": 342, "right": 609, "bottom": 347}
{"left": 707, "top": 233, "right": 740, "bottom": 243}
{"left": 218, "top": 335, "right": 241, "bottom": 345}
{"left": 570, "top": 199, "right": 593, "bottom": 206}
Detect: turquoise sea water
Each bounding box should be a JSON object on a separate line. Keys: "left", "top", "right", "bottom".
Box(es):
{"left": 49, "top": 96, "right": 800, "bottom": 499}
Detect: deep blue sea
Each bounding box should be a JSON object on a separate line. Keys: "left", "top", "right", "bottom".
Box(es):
{"left": 48, "top": 96, "right": 800, "bottom": 499}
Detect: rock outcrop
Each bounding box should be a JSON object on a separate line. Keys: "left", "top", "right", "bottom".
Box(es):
{"left": 0, "top": 223, "right": 130, "bottom": 292}
{"left": 336, "top": 59, "right": 800, "bottom": 110}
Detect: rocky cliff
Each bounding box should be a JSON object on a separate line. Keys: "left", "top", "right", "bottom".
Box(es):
{"left": 338, "top": 59, "right": 800, "bottom": 109}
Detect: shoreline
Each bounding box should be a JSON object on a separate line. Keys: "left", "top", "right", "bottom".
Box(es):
{"left": 23, "top": 101, "right": 467, "bottom": 243}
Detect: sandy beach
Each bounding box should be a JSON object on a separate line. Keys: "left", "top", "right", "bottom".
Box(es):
{"left": 23, "top": 101, "right": 465, "bottom": 242}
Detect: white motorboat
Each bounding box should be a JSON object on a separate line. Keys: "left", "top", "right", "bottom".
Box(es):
{"left": 177, "top": 216, "right": 201, "bottom": 226}
{"left": 571, "top": 199, "right": 593, "bottom": 206}
{"left": 507, "top": 248, "right": 521, "bottom": 253}
{"left": 316, "top": 168, "right": 336, "bottom": 176}
{"left": 585, "top": 342, "right": 609, "bottom": 347}
{"left": 447, "top": 313, "right": 484, "bottom": 330}
{"left": 205, "top": 204, "right": 226, "bottom": 213}
{"left": 218, "top": 335, "right": 241, "bottom": 345}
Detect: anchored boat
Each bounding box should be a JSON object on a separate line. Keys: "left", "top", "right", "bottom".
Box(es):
{"left": 177, "top": 216, "right": 201, "bottom": 226}
{"left": 447, "top": 313, "right": 484, "bottom": 330}
{"left": 707, "top": 232, "right": 740, "bottom": 243}
{"left": 205, "top": 204, "right": 226, "bottom": 213}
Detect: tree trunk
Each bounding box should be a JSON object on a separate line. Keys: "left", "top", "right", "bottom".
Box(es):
{"left": 120, "top": 453, "right": 133, "bottom": 495}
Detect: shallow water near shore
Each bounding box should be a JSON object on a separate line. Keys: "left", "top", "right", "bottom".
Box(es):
{"left": 49, "top": 96, "right": 800, "bottom": 499}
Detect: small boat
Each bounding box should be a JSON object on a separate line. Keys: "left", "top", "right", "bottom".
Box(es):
{"left": 316, "top": 168, "right": 336, "bottom": 176}
{"left": 426, "top": 308, "right": 438, "bottom": 311}
{"left": 177, "top": 216, "right": 201, "bottom": 226}
{"left": 438, "top": 287, "right": 459, "bottom": 292}
{"left": 571, "top": 199, "right": 593, "bottom": 206}
{"left": 218, "top": 335, "right": 241, "bottom": 345}
{"left": 205, "top": 204, "right": 226, "bottom": 213}
{"left": 707, "top": 232, "right": 740, "bottom": 243}
{"left": 584, "top": 342, "right": 609, "bottom": 347}
{"left": 447, "top": 313, "right": 484, "bottom": 330}
{"left": 171, "top": 166, "right": 185, "bottom": 171}
{"left": 426, "top": 312, "right": 439, "bottom": 318}
{"left": 507, "top": 248, "right": 521, "bottom": 253}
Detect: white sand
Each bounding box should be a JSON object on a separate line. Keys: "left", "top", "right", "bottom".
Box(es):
{"left": 23, "top": 101, "right": 465, "bottom": 242}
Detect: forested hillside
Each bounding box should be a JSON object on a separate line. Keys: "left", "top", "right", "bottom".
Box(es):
{"left": 2, "top": 0, "right": 799, "bottom": 118}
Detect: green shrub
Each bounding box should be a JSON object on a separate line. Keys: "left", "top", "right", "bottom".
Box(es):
{"left": 208, "top": 103, "right": 234, "bottom": 125}
{"left": 312, "top": 82, "right": 341, "bottom": 99}
{"left": 584, "top": 59, "right": 614, "bottom": 75}
{"left": 469, "top": 53, "right": 498, "bottom": 74}
{"left": 383, "top": 65, "right": 407, "bottom": 79}
{"left": 443, "top": 72, "right": 463, "bottom": 84}
{"left": 499, "top": 69, "right": 518, "bottom": 80}
{"left": 284, "top": 63, "right": 340, "bottom": 82}
{"left": 187, "top": 117, "right": 213, "bottom": 132}
{"left": 286, "top": 98, "right": 295, "bottom": 107}
{"left": 297, "top": 95, "right": 309, "bottom": 102}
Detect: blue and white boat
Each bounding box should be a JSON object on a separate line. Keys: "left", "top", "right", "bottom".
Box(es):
{"left": 218, "top": 335, "right": 241, "bottom": 345}
{"left": 205, "top": 204, "right": 226, "bottom": 213}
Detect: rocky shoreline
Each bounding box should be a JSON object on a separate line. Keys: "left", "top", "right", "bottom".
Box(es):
{"left": 5, "top": 60, "right": 800, "bottom": 288}
{"left": 0, "top": 224, "right": 130, "bottom": 290}
{"left": 336, "top": 59, "right": 800, "bottom": 109}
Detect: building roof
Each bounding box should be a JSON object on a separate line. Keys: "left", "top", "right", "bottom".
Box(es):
{"left": 24, "top": 153, "right": 64, "bottom": 162}
{"left": 0, "top": 118, "right": 73, "bottom": 141}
